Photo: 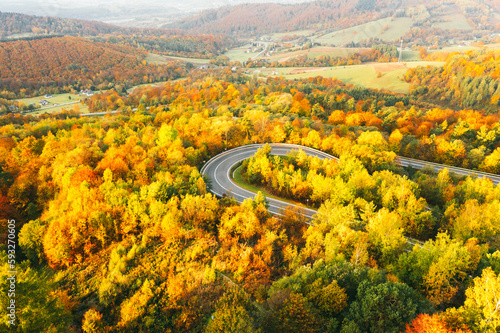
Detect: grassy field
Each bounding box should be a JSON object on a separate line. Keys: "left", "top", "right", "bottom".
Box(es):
{"left": 314, "top": 17, "right": 413, "bottom": 46}
{"left": 17, "top": 92, "right": 82, "bottom": 106}
{"left": 401, "top": 50, "right": 421, "bottom": 61}
{"left": 17, "top": 92, "right": 88, "bottom": 115}
{"left": 262, "top": 46, "right": 368, "bottom": 63}
{"left": 306, "top": 47, "right": 368, "bottom": 59}
{"left": 266, "top": 61, "right": 444, "bottom": 94}
{"left": 225, "top": 45, "right": 261, "bottom": 63}
{"left": 232, "top": 164, "right": 314, "bottom": 210}
{"left": 30, "top": 103, "right": 89, "bottom": 115}
{"left": 433, "top": 5, "right": 471, "bottom": 30}
{"left": 430, "top": 43, "right": 500, "bottom": 54}
{"left": 145, "top": 53, "right": 210, "bottom": 65}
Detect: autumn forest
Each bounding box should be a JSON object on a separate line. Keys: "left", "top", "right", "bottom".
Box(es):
{"left": 1, "top": 0, "right": 500, "bottom": 332}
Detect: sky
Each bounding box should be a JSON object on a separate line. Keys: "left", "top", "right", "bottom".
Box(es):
{"left": 0, "top": 0, "right": 313, "bottom": 18}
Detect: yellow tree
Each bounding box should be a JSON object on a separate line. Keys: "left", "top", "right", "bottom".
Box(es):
{"left": 463, "top": 267, "right": 500, "bottom": 331}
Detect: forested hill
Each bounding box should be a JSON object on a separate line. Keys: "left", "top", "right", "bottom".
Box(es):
{"left": 170, "top": 0, "right": 500, "bottom": 37}
{"left": 169, "top": 0, "right": 392, "bottom": 35}
{"left": 0, "top": 36, "right": 185, "bottom": 97}
{"left": 0, "top": 11, "right": 126, "bottom": 38}
{"left": 0, "top": 11, "right": 229, "bottom": 40}
{"left": 0, "top": 11, "right": 235, "bottom": 60}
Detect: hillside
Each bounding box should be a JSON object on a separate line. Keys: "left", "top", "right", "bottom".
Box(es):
{"left": 0, "top": 36, "right": 185, "bottom": 97}
{"left": 169, "top": 0, "right": 392, "bottom": 36}
{"left": 170, "top": 0, "right": 500, "bottom": 40}
{"left": 0, "top": 11, "right": 128, "bottom": 38}
{"left": 90, "top": 34, "right": 235, "bottom": 59}
{"left": 0, "top": 11, "right": 235, "bottom": 59}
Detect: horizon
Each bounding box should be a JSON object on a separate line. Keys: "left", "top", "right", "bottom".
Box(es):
{"left": 0, "top": 0, "right": 315, "bottom": 27}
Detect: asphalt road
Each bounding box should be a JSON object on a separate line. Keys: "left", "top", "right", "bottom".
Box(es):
{"left": 201, "top": 143, "right": 500, "bottom": 220}
{"left": 80, "top": 110, "right": 126, "bottom": 116}
{"left": 396, "top": 156, "right": 500, "bottom": 185}
{"left": 201, "top": 144, "right": 332, "bottom": 219}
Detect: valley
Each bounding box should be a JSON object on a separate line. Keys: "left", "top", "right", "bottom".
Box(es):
{"left": 0, "top": 0, "right": 499, "bottom": 332}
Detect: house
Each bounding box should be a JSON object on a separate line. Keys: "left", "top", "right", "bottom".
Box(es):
{"left": 44, "top": 94, "right": 52, "bottom": 98}
{"left": 39, "top": 100, "right": 49, "bottom": 106}
{"left": 80, "top": 89, "right": 94, "bottom": 97}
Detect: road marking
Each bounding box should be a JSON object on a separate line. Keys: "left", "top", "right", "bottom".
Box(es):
{"left": 204, "top": 143, "right": 500, "bottom": 223}
{"left": 210, "top": 146, "right": 319, "bottom": 217}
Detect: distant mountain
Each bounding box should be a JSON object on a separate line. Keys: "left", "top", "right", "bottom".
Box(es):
{"left": 169, "top": 0, "right": 500, "bottom": 37}
{"left": 0, "top": 0, "right": 315, "bottom": 28}
{"left": 0, "top": 11, "right": 126, "bottom": 38}
{"left": 168, "top": 0, "right": 391, "bottom": 36}
{"left": 0, "top": 11, "right": 235, "bottom": 62}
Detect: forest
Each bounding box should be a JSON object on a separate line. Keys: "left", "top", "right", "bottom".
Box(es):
{"left": 170, "top": 0, "right": 392, "bottom": 36}
{"left": 170, "top": 0, "right": 499, "bottom": 39}
{"left": 90, "top": 35, "right": 235, "bottom": 59}
{"left": 0, "top": 11, "right": 222, "bottom": 40}
{"left": 0, "top": 12, "right": 234, "bottom": 60}
{"left": 0, "top": 36, "right": 186, "bottom": 100}
{"left": 0, "top": 0, "right": 499, "bottom": 331}
{"left": 0, "top": 11, "right": 127, "bottom": 38}
{"left": 0, "top": 52, "right": 500, "bottom": 331}
{"left": 406, "top": 50, "right": 500, "bottom": 112}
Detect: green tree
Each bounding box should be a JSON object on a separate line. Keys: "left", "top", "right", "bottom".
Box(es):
{"left": 19, "top": 219, "right": 47, "bottom": 266}
{"left": 205, "top": 288, "right": 259, "bottom": 333}
{"left": 264, "top": 290, "right": 320, "bottom": 333}
{"left": 0, "top": 254, "right": 71, "bottom": 332}
{"left": 396, "top": 233, "right": 479, "bottom": 307}
{"left": 342, "top": 281, "right": 423, "bottom": 333}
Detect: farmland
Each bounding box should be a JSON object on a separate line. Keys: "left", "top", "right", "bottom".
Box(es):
{"left": 145, "top": 53, "right": 210, "bottom": 65}
{"left": 313, "top": 17, "right": 414, "bottom": 46}
{"left": 265, "top": 61, "right": 445, "bottom": 94}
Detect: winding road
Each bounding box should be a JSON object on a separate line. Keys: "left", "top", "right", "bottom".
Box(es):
{"left": 201, "top": 143, "right": 500, "bottom": 220}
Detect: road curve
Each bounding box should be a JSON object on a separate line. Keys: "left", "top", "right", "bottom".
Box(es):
{"left": 201, "top": 144, "right": 500, "bottom": 220}
{"left": 201, "top": 144, "right": 333, "bottom": 219}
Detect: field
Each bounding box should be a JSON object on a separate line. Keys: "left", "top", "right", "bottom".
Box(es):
{"left": 145, "top": 53, "right": 209, "bottom": 65}
{"left": 17, "top": 92, "right": 81, "bottom": 106}
{"left": 265, "top": 61, "right": 444, "bottom": 94}
{"left": 431, "top": 43, "right": 500, "bottom": 54}
{"left": 30, "top": 103, "right": 89, "bottom": 115}
{"left": 313, "top": 17, "right": 414, "bottom": 46}
{"left": 16, "top": 92, "right": 89, "bottom": 115}
{"left": 225, "top": 45, "right": 262, "bottom": 62}
{"left": 433, "top": 5, "right": 472, "bottom": 30}
{"left": 262, "top": 46, "right": 368, "bottom": 63}
{"left": 16, "top": 92, "right": 90, "bottom": 115}
{"left": 401, "top": 50, "right": 421, "bottom": 61}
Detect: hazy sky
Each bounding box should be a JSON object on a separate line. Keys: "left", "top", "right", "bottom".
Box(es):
{"left": 0, "top": 0, "right": 313, "bottom": 19}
